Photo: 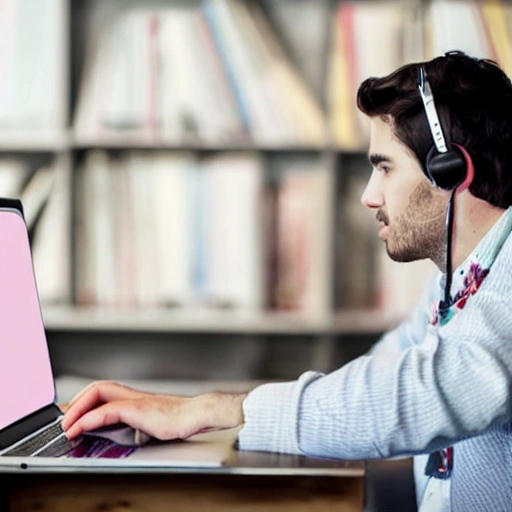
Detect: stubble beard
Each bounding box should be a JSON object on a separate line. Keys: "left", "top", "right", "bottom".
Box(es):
{"left": 383, "top": 181, "right": 447, "bottom": 266}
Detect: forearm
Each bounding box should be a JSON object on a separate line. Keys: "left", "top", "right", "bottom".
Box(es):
{"left": 194, "top": 391, "right": 247, "bottom": 430}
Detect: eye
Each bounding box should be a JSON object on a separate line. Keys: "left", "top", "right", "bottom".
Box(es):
{"left": 375, "top": 164, "right": 391, "bottom": 174}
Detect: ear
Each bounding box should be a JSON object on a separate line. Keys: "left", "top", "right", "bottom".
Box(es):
{"left": 453, "top": 143, "right": 474, "bottom": 192}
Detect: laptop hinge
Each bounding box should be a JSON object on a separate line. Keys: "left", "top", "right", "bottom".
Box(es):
{"left": 0, "top": 404, "right": 62, "bottom": 450}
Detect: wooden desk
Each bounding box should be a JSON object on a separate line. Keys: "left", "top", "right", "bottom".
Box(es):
{"left": 3, "top": 449, "right": 365, "bottom": 512}
{"left": 2, "top": 379, "right": 418, "bottom": 511}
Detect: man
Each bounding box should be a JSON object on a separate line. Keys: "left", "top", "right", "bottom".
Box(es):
{"left": 63, "top": 52, "right": 512, "bottom": 511}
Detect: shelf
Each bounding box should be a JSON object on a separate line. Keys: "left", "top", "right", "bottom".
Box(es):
{"left": 41, "top": 306, "right": 401, "bottom": 335}
{"left": 41, "top": 306, "right": 331, "bottom": 334}
{"left": 0, "top": 130, "right": 70, "bottom": 152}
{"left": 72, "top": 133, "right": 330, "bottom": 152}
{"left": 0, "top": 131, "right": 368, "bottom": 155}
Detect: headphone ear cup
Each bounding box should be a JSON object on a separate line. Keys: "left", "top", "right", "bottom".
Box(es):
{"left": 425, "top": 145, "right": 467, "bottom": 190}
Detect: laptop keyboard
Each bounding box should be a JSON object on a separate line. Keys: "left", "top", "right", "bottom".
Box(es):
{"left": 2, "top": 421, "right": 71, "bottom": 457}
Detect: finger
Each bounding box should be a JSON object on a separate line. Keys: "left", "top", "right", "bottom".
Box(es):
{"left": 62, "top": 388, "right": 105, "bottom": 430}
{"left": 67, "top": 380, "right": 107, "bottom": 407}
{"left": 62, "top": 382, "right": 144, "bottom": 430}
{"left": 64, "top": 402, "right": 124, "bottom": 440}
{"left": 67, "top": 380, "right": 140, "bottom": 407}
{"left": 64, "top": 400, "right": 158, "bottom": 441}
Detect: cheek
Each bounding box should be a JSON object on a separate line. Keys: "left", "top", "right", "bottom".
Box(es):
{"left": 387, "top": 178, "right": 425, "bottom": 218}
{"left": 404, "top": 180, "right": 443, "bottom": 218}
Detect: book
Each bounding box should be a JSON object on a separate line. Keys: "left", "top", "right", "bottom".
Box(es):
{"left": 261, "top": 0, "right": 331, "bottom": 99}
{"left": 274, "top": 156, "right": 332, "bottom": 315}
{"left": 193, "top": 9, "right": 246, "bottom": 142}
{"left": 425, "top": 0, "right": 493, "bottom": 60}
{"left": 328, "top": 3, "right": 359, "bottom": 150}
{"left": 100, "top": 10, "right": 157, "bottom": 137}
{"left": 125, "top": 152, "right": 159, "bottom": 308}
{"left": 109, "top": 155, "right": 137, "bottom": 309}
{"left": 336, "top": 169, "right": 379, "bottom": 309}
{"left": 200, "top": 152, "right": 265, "bottom": 310}
{"left": 20, "top": 164, "right": 56, "bottom": 231}
{"left": 76, "top": 151, "right": 116, "bottom": 307}
{"left": 350, "top": 1, "right": 406, "bottom": 146}
{"left": 152, "top": 151, "right": 197, "bottom": 307}
{"left": 245, "top": 0, "right": 326, "bottom": 144}
{"left": 31, "top": 160, "right": 71, "bottom": 305}
{"left": 0, "top": 0, "right": 63, "bottom": 130}
{"left": 74, "top": 0, "right": 325, "bottom": 145}
{"left": 329, "top": 1, "right": 408, "bottom": 150}
{"left": 479, "top": 0, "right": 512, "bottom": 78}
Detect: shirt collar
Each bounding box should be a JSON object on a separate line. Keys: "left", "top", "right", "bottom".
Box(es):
{"left": 434, "top": 206, "right": 512, "bottom": 326}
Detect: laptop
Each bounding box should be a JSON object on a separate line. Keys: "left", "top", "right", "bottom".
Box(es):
{"left": 0, "top": 198, "right": 233, "bottom": 471}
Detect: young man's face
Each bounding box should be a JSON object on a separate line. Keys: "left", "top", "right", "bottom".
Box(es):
{"left": 360, "top": 116, "right": 447, "bottom": 264}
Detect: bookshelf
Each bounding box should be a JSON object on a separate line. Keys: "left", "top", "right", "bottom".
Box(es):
{"left": 41, "top": 305, "right": 401, "bottom": 335}
{"left": 0, "top": 132, "right": 70, "bottom": 152}
{"left": 1, "top": 0, "right": 510, "bottom": 380}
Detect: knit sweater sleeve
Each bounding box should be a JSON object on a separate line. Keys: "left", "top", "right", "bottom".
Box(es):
{"left": 238, "top": 265, "right": 512, "bottom": 459}
{"left": 238, "top": 277, "right": 437, "bottom": 454}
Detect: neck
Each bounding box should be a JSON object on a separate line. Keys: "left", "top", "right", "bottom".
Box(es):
{"left": 439, "top": 191, "right": 505, "bottom": 272}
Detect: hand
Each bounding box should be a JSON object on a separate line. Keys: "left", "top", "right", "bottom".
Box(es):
{"left": 61, "top": 380, "right": 247, "bottom": 442}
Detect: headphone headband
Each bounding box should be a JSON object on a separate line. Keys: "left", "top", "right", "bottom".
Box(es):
{"left": 417, "top": 65, "right": 467, "bottom": 191}
{"left": 418, "top": 67, "right": 448, "bottom": 153}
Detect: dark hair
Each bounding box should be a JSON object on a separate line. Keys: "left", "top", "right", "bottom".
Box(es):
{"left": 356, "top": 51, "right": 512, "bottom": 208}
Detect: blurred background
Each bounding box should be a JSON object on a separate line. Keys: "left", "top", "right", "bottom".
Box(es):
{"left": 1, "top": 0, "right": 510, "bottom": 394}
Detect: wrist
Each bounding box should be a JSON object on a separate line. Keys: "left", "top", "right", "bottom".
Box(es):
{"left": 197, "top": 391, "right": 247, "bottom": 430}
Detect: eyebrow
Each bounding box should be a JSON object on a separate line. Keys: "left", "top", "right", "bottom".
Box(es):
{"left": 369, "top": 153, "right": 392, "bottom": 166}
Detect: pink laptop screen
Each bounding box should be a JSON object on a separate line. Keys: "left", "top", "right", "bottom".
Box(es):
{"left": 0, "top": 209, "right": 55, "bottom": 429}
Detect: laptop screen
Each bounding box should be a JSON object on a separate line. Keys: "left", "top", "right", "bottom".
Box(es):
{"left": 0, "top": 208, "right": 55, "bottom": 429}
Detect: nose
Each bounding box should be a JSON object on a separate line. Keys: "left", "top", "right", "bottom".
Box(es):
{"left": 360, "top": 170, "right": 383, "bottom": 210}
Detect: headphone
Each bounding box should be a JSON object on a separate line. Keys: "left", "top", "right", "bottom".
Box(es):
{"left": 417, "top": 66, "right": 470, "bottom": 191}
{"left": 417, "top": 66, "right": 476, "bottom": 315}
